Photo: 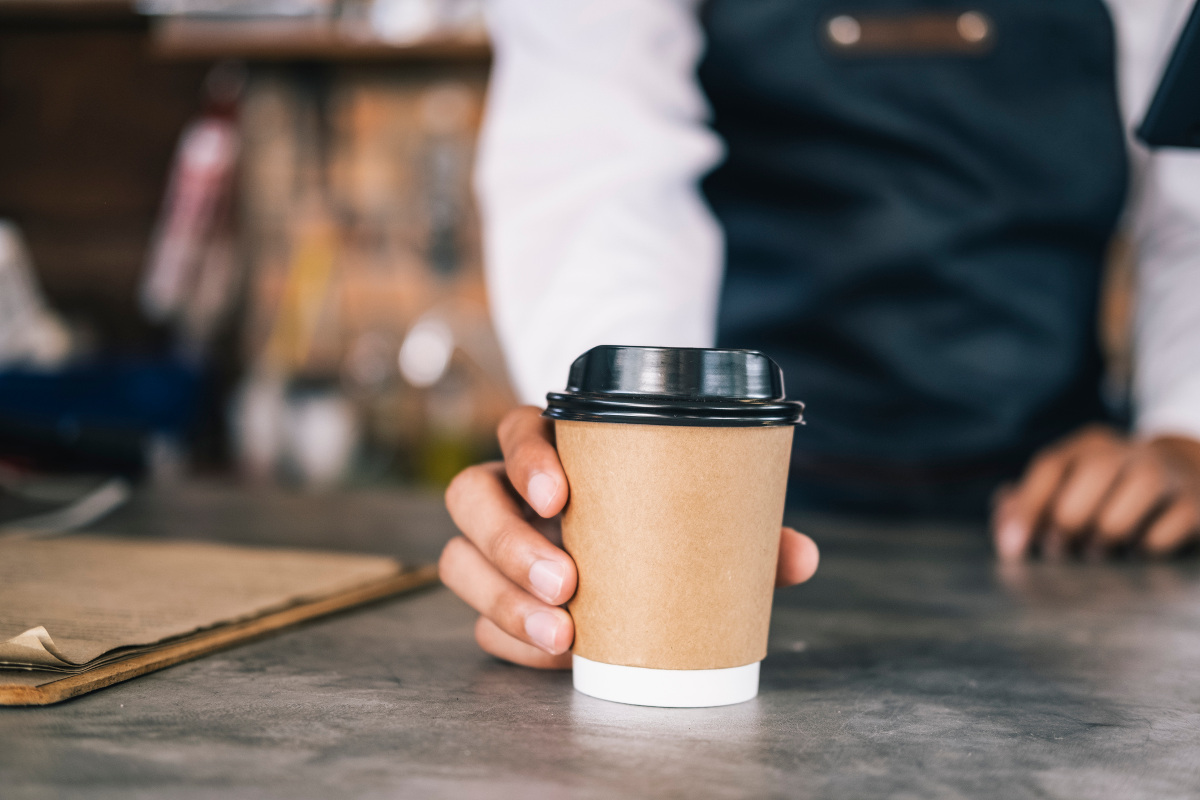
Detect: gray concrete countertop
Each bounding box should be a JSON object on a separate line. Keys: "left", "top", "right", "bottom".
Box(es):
{"left": 2, "top": 482, "right": 1199, "bottom": 799}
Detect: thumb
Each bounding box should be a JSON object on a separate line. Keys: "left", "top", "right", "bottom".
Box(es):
{"left": 776, "top": 527, "right": 819, "bottom": 587}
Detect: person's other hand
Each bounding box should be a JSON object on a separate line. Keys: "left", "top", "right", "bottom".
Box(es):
{"left": 992, "top": 425, "right": 1200, "bottom": 560}
{"left": 439, "top": 406, "right": 821, "bottom": 668}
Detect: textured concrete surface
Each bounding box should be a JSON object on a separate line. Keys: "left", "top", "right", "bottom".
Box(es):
{"left": 2, "top": 483, "right": 1199, "bottom": 799}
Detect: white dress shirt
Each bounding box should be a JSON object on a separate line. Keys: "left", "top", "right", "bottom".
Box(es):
{"left": 477, "top": 0, "right": 1200, "bottom": 444}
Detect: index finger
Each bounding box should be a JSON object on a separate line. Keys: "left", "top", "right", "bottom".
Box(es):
{"left": 995, "top": 447, "right": 1072, "bottom": 560}
{"left": 498, "top": 406, "right": 569, "bottom": 518}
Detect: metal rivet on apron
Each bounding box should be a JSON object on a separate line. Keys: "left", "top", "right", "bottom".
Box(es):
{"left": 827, "top": 15, "right": 862, "bottom": 47}
{"left": 957, "top": 12, "right": 990, "bottom": 44}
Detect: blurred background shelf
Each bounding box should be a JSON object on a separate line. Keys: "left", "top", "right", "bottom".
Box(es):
{"left": 150, "top": 18, "right": 490, "bottom": 62}
{"left": 0, "top": 0, "right": 509, "bottom": 488}
{"left": 0, "top": 0, "right": 135, "bottom": 18}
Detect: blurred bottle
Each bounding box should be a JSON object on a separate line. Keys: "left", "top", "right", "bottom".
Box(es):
{"left": 283, "top": 380, "right": 359, "bottom": 488}
{"left": 140, "top": 62, "right": 246, "bottom": 357}
{"left": 231, "top": 372, "right": 360, "bottom": 489}
{"left": 420, "top": 83, "right": 474, "bottom": 278}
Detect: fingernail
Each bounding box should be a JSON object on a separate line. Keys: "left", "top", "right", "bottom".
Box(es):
{"left": 527, "top": 472, "right": 558, "bottom": 516}
{"left": 524, "top": 610, "right": 564, "bottom": 654}
{"left": 529, "top": 559, "right": 566, "bottom": 603}
{"left": 997, "top": 520, "right": 1026, "bottom": 561}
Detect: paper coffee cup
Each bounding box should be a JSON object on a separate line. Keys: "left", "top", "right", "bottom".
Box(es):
{"left": 545, "top": 346, "right": 804, "bottom": 707}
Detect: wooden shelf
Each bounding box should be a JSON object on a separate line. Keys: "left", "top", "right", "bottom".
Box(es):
{"left": 150, "top": 17, "right": 491, "bottom": 62}
{"left": 0, "top": 0, "right": 135, "bottom": 19}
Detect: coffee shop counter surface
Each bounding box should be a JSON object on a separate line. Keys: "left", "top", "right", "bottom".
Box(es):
{"left": 2, "top": 482, "right": 1198, "bottom": 799}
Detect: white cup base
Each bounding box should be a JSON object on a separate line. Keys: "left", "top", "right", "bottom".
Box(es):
{"left": 572, "top": 654, "right": 760, "bottom": 708}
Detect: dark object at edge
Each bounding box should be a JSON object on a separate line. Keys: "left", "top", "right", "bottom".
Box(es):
{"left": 1139, "top": 0, "right": 1200, "bottom": 148}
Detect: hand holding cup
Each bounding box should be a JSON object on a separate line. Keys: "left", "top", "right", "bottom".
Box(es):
{"left": 440, "top": 405, "right": 819, "bottom": 671}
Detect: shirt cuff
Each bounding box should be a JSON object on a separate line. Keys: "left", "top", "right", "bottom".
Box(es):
{"left": 1135, "top": 372, "right": 1200, "bottom": 443}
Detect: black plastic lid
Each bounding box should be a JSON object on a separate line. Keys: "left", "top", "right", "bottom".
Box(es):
{"left": 544, "top": 345, "right": 804, "bottom": 427}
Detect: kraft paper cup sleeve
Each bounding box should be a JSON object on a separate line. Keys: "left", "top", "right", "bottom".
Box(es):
{"left": 546, "top": 345, "right": 802, "bottom": 708}
{"left": 557, "top": 422, "right": 793, "bottom": 690}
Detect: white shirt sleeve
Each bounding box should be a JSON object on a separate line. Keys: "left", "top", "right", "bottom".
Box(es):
{"left": 482, "top": 0, "right": 1200, "bottom": 437}
{"left": 476, "top": 0, "right": 723, "bottom": 406}
{"left": 1109, "top": 0, "right": 1200, "bottom": 441}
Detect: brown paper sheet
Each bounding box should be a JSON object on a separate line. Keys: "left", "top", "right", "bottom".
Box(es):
{"left": 557, "top": 420, "right": 793, "bottom": 671}
{"left": 0, "top": 535, "right": 404, "bottom": 670}
{"left": 0, "top": 563, "right": 438, "bottom": 706}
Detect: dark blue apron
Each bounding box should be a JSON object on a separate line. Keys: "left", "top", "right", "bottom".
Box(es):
{"left": 699, "top": 0, "right": 1129, "bottom": 517}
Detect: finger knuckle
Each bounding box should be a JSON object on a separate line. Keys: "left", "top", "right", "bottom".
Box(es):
{"left": 1050, "top": 499, "right": 1085, "bottom": 533}
{"left": 1028, "top": 452, "right": 1064, "bottom": 481}
{"left": 497, "top": 406, "right": 536, "bottom": 447}
{"left": 444, "top": 469, "right": 470, "bottom": 511}
{"left": 445, "top": 466, "right": 475, "bottom": 508}
{"left": 1095, "top": 508, "right": 1129, "bottom": 541}
{"left": 473, "top": 615, "right": 495, "bottom": 648}
{"left": 1145, "top": 506, "right": 1198, "bottom": 554}
{"left": 437, "top": 536, "right": 468, "bottom": 582}
{"left": 1027, "top": 449, "right": 1058, "bottom": 471}
{"left": 474, "top": 617, "right": 514, "bottom": 661}
{"left": 1151, "top": 463, "right": 1174, "bottom": 490}
{"left": 487, "top": 520, "right": 526, "bottom": 570}
{"left": 509, "top": 444, "right": 542, "bottom": 483}
{"left": 446, "top": 464, "right": 495, "bottom": 512}
{"left": 497, "top": 410, "right": 519, "bottom": 444}
{"left": 1144, "top": 533, "right": 1176, "bottom": 555}
{"left": 1176, "top": 500, "right": 1200, "bottom": 531}
{"left": 1132, "top": 452, "right": 1165, "bottom": 481}
{"left": 488, "top": 583, "right": 528, "bottom": 634}
{"left": 1082, "top": 424, "right": 1117, "bottom": 446}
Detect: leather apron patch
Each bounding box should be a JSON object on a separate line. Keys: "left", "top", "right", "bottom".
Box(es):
{"left": 823, "top": 10, "right": 994, "bottom": 55}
